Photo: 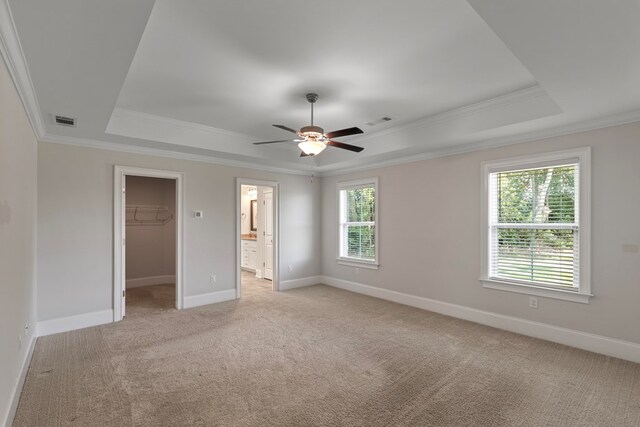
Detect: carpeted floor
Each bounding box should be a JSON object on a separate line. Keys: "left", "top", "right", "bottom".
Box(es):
{"left": 124, "top": 283, "right": 177, "bottom": 318}
{"left": 240, "top": 270, "right": 273, "bottom": 297}
{"left": 14, "top": 280, "right": 640, "bottom": 426}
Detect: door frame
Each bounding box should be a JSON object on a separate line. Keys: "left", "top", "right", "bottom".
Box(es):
{"left": 236, "top": 178, "right": 279, "bottom": 298}
{"left": 262, "top": 188, "right": 274, "bottom": 280}
{"left": 113, "top": 166, "right": 184, "bottom": 321}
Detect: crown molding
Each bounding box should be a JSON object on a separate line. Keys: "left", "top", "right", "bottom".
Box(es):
{"left": 354, "top": 84, "right": 550, "bottom": 144}
{"left": 39, "top": 133, "right": 315, "bottom": 176}
{"left": 0, "top": 0, "right": 45, "bottom": 138}
{"left": 319, "top": 107, "right": 640, "bottom": 176}
{"left": 106, "top": 86, "right": 555, "bottom": 171}
{"left": 40, "top": 105, "right": 640, "bottom": 179}
{"left": 113, "top": 85, "right": 550, "bottom": 148}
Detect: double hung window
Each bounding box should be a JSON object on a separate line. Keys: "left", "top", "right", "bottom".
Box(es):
{"left": 481, "top": 148, "right": 591, "bottom": 303}
{"left": 338, "top": 178, "right": 378, "bottom": 268}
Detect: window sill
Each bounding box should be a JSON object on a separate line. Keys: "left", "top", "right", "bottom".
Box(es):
{"left": 337, "top": 258, "right": 379, "bottom": 270}
{"left": 481, "top": 278, "right": 592, "bottom": 304}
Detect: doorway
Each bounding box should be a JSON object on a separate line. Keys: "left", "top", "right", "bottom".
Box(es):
{"left": 237, "top": 179, "right": 279, "bottom": 298}
{"left": 114, "top": 166, "right": 184, "bottom": 322}
{"left": 124, "top": 176, "right": 176, "bottom": 316}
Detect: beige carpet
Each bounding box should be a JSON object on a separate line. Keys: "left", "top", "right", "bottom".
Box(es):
{"left": 124, "top": 283, "right": 176, "bottom": 318}
{"left": 14, "top": 281, "right": 640, "bottom": 427}
{"left": 240, "top": 270, "right": 273, "bottom": 297}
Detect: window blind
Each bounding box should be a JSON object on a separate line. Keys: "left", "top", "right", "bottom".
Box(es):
{"left": 339, "top": 185, "right": 376, "bottom": 261}
{"left": 489, "top": 164, "right": 579, "bottom": 289}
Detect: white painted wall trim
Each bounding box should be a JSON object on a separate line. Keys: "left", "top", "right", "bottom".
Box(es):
{"left": 37, "top": 106, "right": 640, "bottom": 179}
{"left": 279, "top": 276, "right": 323, "bottom": 291}
{"left": 36, "top": 310, "right": 113, "bottom": 337}
{"left": 0, "top": 0, "right": 46, "bottom": 139}
{"left": 320, "top": 276, "right": 640, "bottom": 364}
{"left": 2, "top": 334, "right": 36, "bottom": 427}
{"left": 126, "top": 275, "right": 176, "bottom": 289}
{"left": 41, "top": 133, "right": 314, "bottom": 176}
{"left": 183, "top": 289, "right": 236, "bottom": 309}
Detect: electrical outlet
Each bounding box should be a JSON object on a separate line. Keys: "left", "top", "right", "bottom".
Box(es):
{"left": 529, "top": 297, "right": 538, "bottom": 309}
{"left": 288, "top": 265, "right": 292, "bottom": 272}
{"left": 210, "top": 274, "right": 216, "bottom": 284}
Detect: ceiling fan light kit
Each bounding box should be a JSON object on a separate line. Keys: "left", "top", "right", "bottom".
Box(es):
{"left": 298, "top": 139, "right": 326, "bottom": 156}
{"left": 253, "top": 93, "right": 364, "bottom": 156}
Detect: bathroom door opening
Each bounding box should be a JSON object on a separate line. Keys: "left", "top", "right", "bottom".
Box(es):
{"left": 236, "top": 179, "right": 279, "bottom": 298}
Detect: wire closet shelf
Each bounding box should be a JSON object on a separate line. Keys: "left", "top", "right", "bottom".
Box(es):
{"left": 125, "top": 205, "right": 173, "bottom": 226}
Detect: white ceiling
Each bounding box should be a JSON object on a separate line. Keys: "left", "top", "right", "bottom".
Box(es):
{"left": 5, "top": 0, "right": 640, "bottom": 174}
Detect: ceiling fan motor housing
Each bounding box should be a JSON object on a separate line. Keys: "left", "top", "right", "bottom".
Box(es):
{"left": 299, "top": 125, "right": 325, "bottom": 138}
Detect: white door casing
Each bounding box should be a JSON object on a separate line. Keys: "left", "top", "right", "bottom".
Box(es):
{"left": 264, "top": 189, "right": 274, "bottom": 280}
{"left": 121, "top": 178, "right": 126, "bottom": 316}
{"left": 114, "top": 166, "right": 184, "bottom": 322}
{"left": 255, "top": 188, "right": 264, "bottom": 279}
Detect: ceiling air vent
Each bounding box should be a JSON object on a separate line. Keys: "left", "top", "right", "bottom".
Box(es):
{"left": 366, "top": 116, "right": 392, "bottom": 127}
{"left": 53, "top": 115, "right": 77, "bottom": 127}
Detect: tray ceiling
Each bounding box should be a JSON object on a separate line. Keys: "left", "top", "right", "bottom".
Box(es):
{"left": 5, "top": 0, "right": 640, "bottom": 174}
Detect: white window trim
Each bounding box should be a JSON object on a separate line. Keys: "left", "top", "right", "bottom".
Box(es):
{"left": 337, "top": 177, "right": 379, "bottom": 269}
{"left": 480, "top": 147, "right": 592, "bottom": 303}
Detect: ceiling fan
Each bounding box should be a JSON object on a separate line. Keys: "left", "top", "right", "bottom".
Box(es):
{"left": 253, "top": 93, "right": 364, "bottom": 156}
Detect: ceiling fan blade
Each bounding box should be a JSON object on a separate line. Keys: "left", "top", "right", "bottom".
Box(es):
{"left": 300, "top": 151, "right": 310, "bottom": 157}
{"left": 327, "top": 140, "right": 364, "bottom": 153}
{"left": 253, "top": 139, "right": 292, "bottom": 145}
{"left": 325, "top": 127, "right": 364, "bottom": 139}
{"left": 273, "top": 124, "right": 299, "bottom": 134}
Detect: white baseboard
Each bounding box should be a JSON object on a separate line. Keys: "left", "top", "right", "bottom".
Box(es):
{"left": 3, "top": 334, "right": 36, "bottom": 427}
{"left": 280, "top": 276, "right": 323, "bottom": 291}
{"left": 321, "top": 276, "right": 640, "bottom": 364}
{"left": 126, "top": 275, "right": 175, "bottom": 289}
{"left": 37, "top": 310, "right": 114, "bottom": 337}
{"left": 183, "top": 289, "right": 236, "bottom": 309}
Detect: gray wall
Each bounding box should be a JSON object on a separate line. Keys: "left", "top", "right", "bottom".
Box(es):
{"left": 125, "top": 176, "right": 176, "bottom": 280}
{"left": 322, "top": 122, "right": 640, "bottom": 344}
{"left": 37, "top": 143, "right": 322, "bottom": 321}
{"left": 0, "top": 57, "right": 38, "bottom": 424}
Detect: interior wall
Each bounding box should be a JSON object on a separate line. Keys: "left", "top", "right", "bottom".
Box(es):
{"left": 322, "top": 121, "right": 640, "bottom": 345}
{"left": 0, "top": 57, "right": 38, "bottom": 424}
{"left": 125, "top": 176, "right": 176, "bottom": 281}
{"left": 37, "top": 142, "right": 322, "bottom": 321}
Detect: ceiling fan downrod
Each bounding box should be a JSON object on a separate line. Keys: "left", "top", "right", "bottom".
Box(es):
{"left": 306, "top": 93, "right": 318, "bottom": 126}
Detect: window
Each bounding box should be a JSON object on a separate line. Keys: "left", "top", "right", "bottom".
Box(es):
{"left": 481, "top": 148, "right": 591, "bottom": 303}
{"left": 338, "top": 178, "right": 378, "bottom": 268}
